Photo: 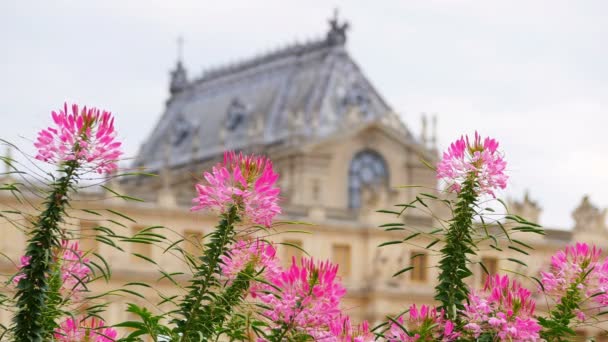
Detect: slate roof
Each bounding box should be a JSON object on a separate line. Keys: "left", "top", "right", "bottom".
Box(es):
{"left": 134, "top": 17, "right": 413, "bottom": 170}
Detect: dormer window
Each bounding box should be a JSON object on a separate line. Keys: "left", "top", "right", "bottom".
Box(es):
{"left": 172, "top": 114, "right": 191, "bottom": 146}
{"left": 340, "top": 82, "right": 372, "bottom": 119}
{"left": 225, "top": 98, "right": 248, "bottom": 131}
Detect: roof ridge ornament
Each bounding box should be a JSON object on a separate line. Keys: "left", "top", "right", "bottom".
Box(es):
{"left": 170, "top": 35, "right": 189, "bottom": 95}
{"left": 327, "top": 8, "right": 349, "bottom": 46}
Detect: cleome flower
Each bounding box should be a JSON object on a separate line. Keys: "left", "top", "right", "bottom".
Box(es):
{"left": 219, "top": 239, "right": 281, "bottom": 297}
{"left": 192, "top": 151, "right": 280, "bottom": 227}
{"left": 35, "top": 102, "right": 122, "bottom": 174}
{"left": 259, "top": 257, "right": 346, "bottom": 338}
{"left": 385, "top": 304, "right": 458, "bottom": 342}
{"left": 14, "top": 240, "right": 90, "bottom": 299}
{"left": 325, "top": 314, "right": 374, "bottom": 342}
{"left": 462, "top": 274, "right": 540, "bottom": 341}
{"left": 54, "top": 317, "right": 117, "bottom": 342}
{"left": 59, "top": 240, "right": 91, "bottom": 296}
{"left": 541, "top": 243, "right": 608, "bottom": 313}
{"left": 436, "top": 132, "right": 507, "bottom": 196}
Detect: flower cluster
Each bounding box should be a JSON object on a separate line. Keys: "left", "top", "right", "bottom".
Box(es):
{"left": 192, "top": 151, "right": 280, "bottom": 227}
{"left": 54, "top": 317, "right": 117, "bottom": 342}
{"left": 260, "top": 257, "right": 347, "bottom": 338}
{"left": 437, "top": 132, "right": 507, "bottom": 196}
{"left": 385, "top": 304, "right": 458, "bottom": 342}
{"left": 220, "top": 239, "right": 281, "bottom": 297}
{"left": 59, "top": 240, "right": 91, "bottom": 296}
{"left": 541, "top": 243, "right": 608, "bottom": 314}
{"left": 13, "top": 255, "right": 31, "bottom": 284}
{"left": 14, "top": 240, "right": 90, "bottom": 297}
{"left": 35, "top": 103, "right": 122, "bottom": 174}
{"left": 463, "top": 275, "right": 541, "bottom": 341}
{"left": 326, "top": 315, "right": 374, "bottom": 342}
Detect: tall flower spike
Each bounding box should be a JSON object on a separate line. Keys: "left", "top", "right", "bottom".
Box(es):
{"left": 35, "top": 102, "right": 122, "bottom": 174}
{"left": 192, "top": 151, "right": 281, "bottom": 227}
{"left": 437, "top": 132, "right": 507, "bottom": 196}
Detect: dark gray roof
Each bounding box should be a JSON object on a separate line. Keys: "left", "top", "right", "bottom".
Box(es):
{"left": 134, "top": 21, "right": 412, "bottom": 170}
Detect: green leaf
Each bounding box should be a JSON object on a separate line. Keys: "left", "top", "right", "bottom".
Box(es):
{"left": 376, "top": 209, "right": 401, "bottom": 215}
{"left": 403, "top": 232, "right": 420, "bottom": 242}
{"left": 507, "top": 258, "right": 527, "bottom": 267}
{"left": 508, "top": 245, "right": 530, "bottom": 255}
{"left": 393, "top": 266, "right": 414, "bottom": 277}
{"left": 378, "top": 240, "right": 402, "bottom": 247}
{"left": 425, "top": 239, "right": 440, "bottom": 249}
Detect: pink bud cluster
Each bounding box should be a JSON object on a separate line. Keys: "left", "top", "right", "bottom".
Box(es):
{"left": 13, "top": 255, "right": 31, "bottom": 284}
{"left": 35, "top": 103, "right": 122, "bottom": 174}
{"left": 437, "top": 132, "right": 507, "bottom": 196}
{"left": 54, "top": 317, "right": 117, "bottom": 342}
{"left": 463, "top": 275, "right": 541, "bottom": 341}
{"left": 385, "top": 304, "right": 458, "bottom": 342}
{"left": 192, "top": 151, "right": 280, "bottom": 227}
{"left": 220, "top": 239, "right": 281, "bottom": 297}
{"left": 541, "top": 243, "right": 608, "bottom": 315}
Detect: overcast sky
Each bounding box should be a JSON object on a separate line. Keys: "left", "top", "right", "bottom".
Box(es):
{"left": 2, "top": 1, "right": 607, "bottom": 229}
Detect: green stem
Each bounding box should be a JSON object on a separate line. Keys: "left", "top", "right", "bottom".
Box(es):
{"left": 205, "top": 264, "right": 255, "bottom": 339}
{"left": 540, "top": 276, "right": 585, "bottom": 341}
{"left": 177, "top": 205, "right": 239, "bottom": 342}
{"left": 13, "top": 161, "right": 78, "bottom": 342}
{"left": 435, "top": 177, "right": 478, "bottom": 322}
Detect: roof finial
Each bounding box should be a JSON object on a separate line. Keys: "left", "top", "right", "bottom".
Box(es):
{"left": 420, "top": 113, "right": 428, "bottom": 146}
{"left": 431, "top": 113, "right": 437, "bottom": 149}
{"left": 170, "top": 35, "right": 189, "bottom": 95}
{"left": 177, "top": 35, "right": 185, "bottom": 63}
{"left": 327, "top": 8, "right": 349, "bottom": 45}
{"left": 4, "top": 145, "right": 12, "bottom": 174}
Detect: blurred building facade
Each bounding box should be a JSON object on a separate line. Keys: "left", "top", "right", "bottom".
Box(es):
{"left": 1, "top": 14, "right": 608, "bottom": 340}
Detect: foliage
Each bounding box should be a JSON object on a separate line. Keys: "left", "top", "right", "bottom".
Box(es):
{"left": 4, "top": 104, "right": 608, "bottom": 342}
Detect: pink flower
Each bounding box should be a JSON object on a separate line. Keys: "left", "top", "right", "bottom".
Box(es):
{"left": 260, "top": 257, "right": 346, "bottom": 337}
{"left": 59, "top": 240, "right": 91, "bottom": 296}
{"left": 328, "top": 315, "right": 374, "bottom": 342}
{"left": 385, "top": 304, "right": 458, "bottom": 342}
{"left": 192, "top": 151, "right": 281, "bottom": 227}
{"left": 13, "top": 240, "right": 90, "bottom": 298}
{"left": 35, "top": 103, "right": 122, "bottom": 174}
{"left": 54, "top": 317, "right": 117, "bottom": 342}
{"left": 463, "top": 275, "right": 541, "bottom": 341}
{"left": 541, "top": 243, "right": 608, "bottom": 310}
{"left": 13, "top": 255, "right": 31, "bottom": 284}
{"left": 436, "top": 132, "right": 507, "bottom": 196}
{"left": 220, "top": 239, "right": 281, "bottom": 297}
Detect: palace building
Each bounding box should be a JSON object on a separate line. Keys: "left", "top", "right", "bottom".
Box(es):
{"left": 1, "top": 14, "right": 607, "bottom": 340}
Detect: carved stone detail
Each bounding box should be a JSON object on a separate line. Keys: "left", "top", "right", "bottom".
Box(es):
{"left": 572, "top": 195, "right": 606, "bottom": 233}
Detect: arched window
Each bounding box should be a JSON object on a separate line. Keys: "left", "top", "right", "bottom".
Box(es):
{"left": 348, "top": 150, "right": 389, "bottom": 208}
